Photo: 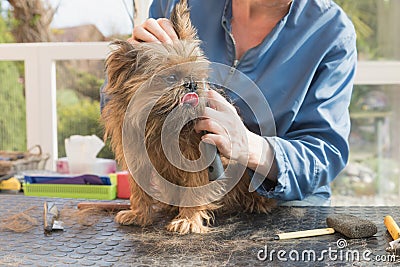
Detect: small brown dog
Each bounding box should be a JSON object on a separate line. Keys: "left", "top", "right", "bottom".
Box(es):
{"left": 102, "top": 0, "right": 275, "bottom": 234}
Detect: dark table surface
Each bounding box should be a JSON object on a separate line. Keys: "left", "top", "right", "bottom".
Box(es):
{"left": 0, "top": 194, "right": 399, "bottom": 266}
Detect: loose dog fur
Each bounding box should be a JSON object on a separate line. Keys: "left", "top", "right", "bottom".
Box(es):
{"left": 102, "top": 0, "right": 275, "bottom": 234}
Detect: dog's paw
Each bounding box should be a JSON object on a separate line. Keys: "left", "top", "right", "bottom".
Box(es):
{"left": 251, "top": 197, "right": 277, "bottom": 214}
{"left": 166, "top": 218, "right": 209, "bottom": 234}
{"left": 115, "top": 210, "right": 138, "bottom": 225}
{"left": 115, "top": 210, "right": 151, "bottom": 226}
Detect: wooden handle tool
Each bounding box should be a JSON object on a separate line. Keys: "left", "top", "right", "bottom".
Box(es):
{"left": 274, "top": 228, "right": 335, "bottom": 240}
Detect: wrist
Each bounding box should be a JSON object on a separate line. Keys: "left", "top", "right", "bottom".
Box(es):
{"left": 245, "top": 130, "right": 277, "bottom": 181}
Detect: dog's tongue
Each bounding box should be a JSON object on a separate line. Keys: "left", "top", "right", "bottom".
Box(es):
{"left": 181, "top": 92, "right": 199, "bottom": 107}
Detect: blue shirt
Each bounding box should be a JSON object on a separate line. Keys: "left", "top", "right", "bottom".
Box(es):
{"left": 147, "top": 0, "right": 357, "bottom": 201}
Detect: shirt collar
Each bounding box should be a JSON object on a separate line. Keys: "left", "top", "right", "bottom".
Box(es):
{"left": 221, "top": 0, "right": 232, "bottom": 32}
{"left": 220, "top": 0, "right": 296, "bottom": 71}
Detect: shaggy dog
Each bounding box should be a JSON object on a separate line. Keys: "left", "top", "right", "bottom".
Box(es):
{"left": 102, "top": 0, "right": 275, "bottom": 234}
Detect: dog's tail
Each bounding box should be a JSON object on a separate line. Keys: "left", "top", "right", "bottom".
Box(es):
{"left": 170, "top": 0, "right": 197, "bottom": 41}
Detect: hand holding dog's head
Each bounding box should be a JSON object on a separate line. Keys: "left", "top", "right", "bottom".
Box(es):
{"left": 102, "top": 0, "right": 212, "bottom": 166}
{"left": 105, "top": 0, "right": 212, "bottom": 122}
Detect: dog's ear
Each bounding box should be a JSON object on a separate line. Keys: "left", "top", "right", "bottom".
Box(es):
{"left": 170, "top": 0, "right": 197, "bottom": 41}
{"left": 102, "top": 40, "right": 148, "bottom": 163}
{"left": 105, "top": 40, "right": 139, "bottom": 93}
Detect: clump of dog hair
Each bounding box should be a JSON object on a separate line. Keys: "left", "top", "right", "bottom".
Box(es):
{"left": 60, "top": 206, "right": 115, "bottom": 227}
{"left": 0, "top": 206, "right": 39, "bottom": 233}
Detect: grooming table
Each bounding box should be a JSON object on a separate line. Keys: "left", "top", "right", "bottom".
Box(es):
{"left": 0, "top": 195, "right": 398, "bottom": 266}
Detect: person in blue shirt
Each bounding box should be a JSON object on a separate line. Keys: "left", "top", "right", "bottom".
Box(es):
{"left": 101, "top": 0, "right": 357, "bottom": 206}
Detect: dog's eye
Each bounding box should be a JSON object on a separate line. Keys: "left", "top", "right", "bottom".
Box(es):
{"left": 163, "top": 74, "right": 178, "bottom": 84}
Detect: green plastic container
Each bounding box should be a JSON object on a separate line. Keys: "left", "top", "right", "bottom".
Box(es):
{"left": 23, "top": 174, "right": 117, "bottom": 200}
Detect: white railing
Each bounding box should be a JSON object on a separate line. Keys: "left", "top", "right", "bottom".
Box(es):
{"left": 1, "top": 42, "right": 400, "bottom": 169}
{"left": 0, "top": 42, "right": 109, "bottom": 169}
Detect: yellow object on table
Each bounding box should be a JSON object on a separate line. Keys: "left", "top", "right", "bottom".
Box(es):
{"left": 384, "top": 215, "right": 400, "bottom": 240}
{"left": 0, "top": 177, "right": 21, "bottom": 191}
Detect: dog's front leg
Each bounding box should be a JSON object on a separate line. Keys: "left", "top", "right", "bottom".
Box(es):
{"left": 166, "top": 207, "right": 213, "bottom": 234}
{"left": 115, "top": 176, "right": 154, "bottom": 226}
{"left": 164, "top": 171, "right": 220, "bottom": 234}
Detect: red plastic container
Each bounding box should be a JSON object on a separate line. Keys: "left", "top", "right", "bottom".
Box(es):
{"left": 117, "top": 171, "right": 131, "bottom": 199}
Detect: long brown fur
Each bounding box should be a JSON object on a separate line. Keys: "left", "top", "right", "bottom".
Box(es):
{"left": 102, "top": 0, "right": 275, "bottom": 234}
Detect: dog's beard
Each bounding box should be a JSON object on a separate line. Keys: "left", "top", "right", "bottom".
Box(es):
{"left": 123, "top": 75, "right": 209, "bottom": 171}
{"left": 144, "top": 80, "right": 208, "bottom": 168}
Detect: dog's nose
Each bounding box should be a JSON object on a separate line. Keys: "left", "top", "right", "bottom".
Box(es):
{"left": 184, "top": 80, "right": 197, "bottom": 92}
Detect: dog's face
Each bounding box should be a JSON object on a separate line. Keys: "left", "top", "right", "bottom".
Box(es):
{"left": 141, "top": 47, "right": 211, "bottom": 137}
{"left": 102, "top": 8, "right": 213, "bottom": 172}
{"left": 105, "top": 39, "right": 211, "bottom": 138}
{"left": 104, "top": 0, "right": 211, "bottom": 133}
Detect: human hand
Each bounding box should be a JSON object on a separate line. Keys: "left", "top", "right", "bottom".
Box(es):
{"left": 195, "top": 90, "right": 275, "bottom": 177}
{"left": 194, "top": 90, "right": 251, "bottom": 165}
{"left": 127, "top": 18, "right": 179, "bottom": 44}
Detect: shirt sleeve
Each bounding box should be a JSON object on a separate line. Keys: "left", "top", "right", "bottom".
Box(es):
{"left": 256, "top": 34, "right": 357, "bottom": 201}
{"left": 149, "top": 0, "right": 178, "bottom": 19}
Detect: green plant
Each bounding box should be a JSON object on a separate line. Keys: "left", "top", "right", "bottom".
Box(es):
{"left": 57, "top": 89, "right": 113, "bottom": 159}
{"left": 0, "top": 8, "right": 13, "bottom": 43}
{"left": 0, "top": 61, "right": 26, "bottom": 151}
{"left": 0, "top": 4, "right": 27, "bottom": 151}
{"left": 335, "top": 0, "right": 378, "bottom": 59}
{"left": 56, "top": 63, "right": 104, "bottom": 101}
